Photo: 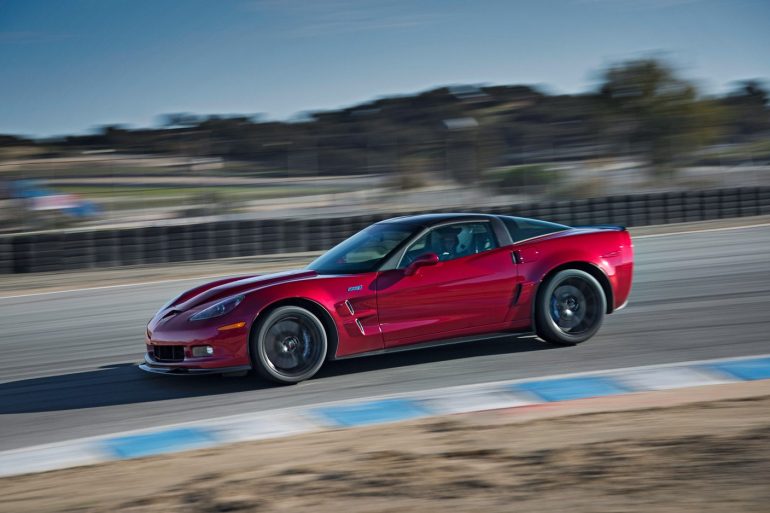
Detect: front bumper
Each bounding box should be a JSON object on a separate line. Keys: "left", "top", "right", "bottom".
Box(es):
{"left": 139, "top": 353, "right": 251, "bottom": 375}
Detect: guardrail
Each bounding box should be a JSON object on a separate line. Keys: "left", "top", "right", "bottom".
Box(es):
{"left": 1, "top": 186, "right": 769, "bottom": 274}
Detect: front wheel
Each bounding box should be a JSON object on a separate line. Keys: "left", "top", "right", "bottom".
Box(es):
{"left": 251, "top": 306, "right": 328, "bottom": 384}
{"left": 535, "top": 269, "right": 606, "bottom": 345}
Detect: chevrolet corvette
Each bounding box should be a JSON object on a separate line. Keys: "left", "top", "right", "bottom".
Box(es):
{"left": 140, "top": 213, "right": 633, "bottom": 383}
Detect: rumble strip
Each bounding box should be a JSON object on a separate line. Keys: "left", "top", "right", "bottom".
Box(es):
{"left": 1, "top": 354, "right": 769, "bottom": 477}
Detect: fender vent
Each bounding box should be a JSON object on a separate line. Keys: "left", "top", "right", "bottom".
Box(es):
{"left": 511, "top": 284, "right": 522, "bottom": 305}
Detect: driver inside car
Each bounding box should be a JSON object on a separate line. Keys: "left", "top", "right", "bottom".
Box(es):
{"left": 435, "top": 226, "right": 462, "bottom": 261}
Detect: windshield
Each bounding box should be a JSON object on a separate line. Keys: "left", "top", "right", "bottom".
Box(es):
{"left": 308, "top": 223, "right": 417, "bottom": 274}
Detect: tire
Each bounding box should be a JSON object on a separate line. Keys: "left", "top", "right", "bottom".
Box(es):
{"left": 535, "top": 269, "right": 606, "bottom": 345}
{"left": 251, "top": 305, "right": 328, "bottom": 384}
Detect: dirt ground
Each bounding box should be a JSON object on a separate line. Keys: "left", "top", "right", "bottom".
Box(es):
{"left": 2, "top": 381, "right": 769, "bottom": 513}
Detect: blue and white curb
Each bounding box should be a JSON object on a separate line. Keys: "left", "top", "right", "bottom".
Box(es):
{"left": 1, "top": 354, "right": 769, "bottom": 478}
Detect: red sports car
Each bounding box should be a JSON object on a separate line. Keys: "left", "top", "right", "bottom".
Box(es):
{"left": 140, "top": 214, "right": 633, "bottom": 383}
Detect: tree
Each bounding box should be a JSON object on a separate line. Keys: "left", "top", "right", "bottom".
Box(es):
{"left": 160, "top": 113, "right": 203, "bottom": 128}
{"left": 598, "top": 58, "right": 721, "bottom": 176}
{"left": 721, "top": 80, "right": 769, "bottom": 136}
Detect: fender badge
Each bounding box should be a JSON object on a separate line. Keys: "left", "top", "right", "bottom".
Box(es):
{"left": 347, "top": 285, "right": 363, "bottom": 292}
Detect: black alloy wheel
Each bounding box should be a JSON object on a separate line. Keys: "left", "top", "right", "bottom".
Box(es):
{"left": 535, "top": 269, "right": 606, "bottom": 345}
{"left": 252, "top": 305, "right": 328, "bottom": 384}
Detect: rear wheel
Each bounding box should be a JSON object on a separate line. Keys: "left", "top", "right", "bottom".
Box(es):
{"left": 535, "top": 269, "right": 606, "bottom": 345}
{"left": 252, "top": 306, "right": 327, "bottom": 384}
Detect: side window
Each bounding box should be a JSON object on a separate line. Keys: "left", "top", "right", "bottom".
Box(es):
{"left": 502, "top": 216, "right": 568, "bottom": 242}
{"left": 399, "top": 222, "right": 498, "bottom": 267}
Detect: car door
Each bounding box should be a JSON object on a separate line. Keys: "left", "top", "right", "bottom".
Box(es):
{"left": 375, "top": 221, "right": 518, "bottom": 347}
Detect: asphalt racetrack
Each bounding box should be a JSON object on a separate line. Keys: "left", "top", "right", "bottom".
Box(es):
{"left": 1, "top": 224, "right": 769, "bottom": 451}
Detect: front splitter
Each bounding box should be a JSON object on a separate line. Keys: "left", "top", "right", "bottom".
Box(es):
{"left": 138, "top": 363, "right": 252, "bottom": 376}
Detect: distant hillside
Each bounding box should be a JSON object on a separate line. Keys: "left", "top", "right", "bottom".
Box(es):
{"left": 2, "top": 59, "right": 768, "bottom": 182}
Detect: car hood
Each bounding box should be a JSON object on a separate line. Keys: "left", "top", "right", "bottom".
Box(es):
{"left": 174, "top": 269, "right": 318, "bottom": 312}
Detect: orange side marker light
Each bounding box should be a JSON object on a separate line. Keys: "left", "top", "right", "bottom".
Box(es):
{"left": 217, "top": 321, "right": 246, "bottom": 331}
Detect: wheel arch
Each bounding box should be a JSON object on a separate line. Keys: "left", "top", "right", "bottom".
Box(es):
{"left": 532, "top": 261, "right": 615, "bottom": 320}
{"left": 249, "top": 297, "right": 340, "bottom": 366}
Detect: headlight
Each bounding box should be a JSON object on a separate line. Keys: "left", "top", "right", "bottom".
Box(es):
{"left": 189, "top": 295, "right": 244, "bottom": 321}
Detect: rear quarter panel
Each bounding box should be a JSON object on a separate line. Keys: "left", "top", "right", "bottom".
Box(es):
{"left": 512, "top": 229, "right": 633, "bottom": 322}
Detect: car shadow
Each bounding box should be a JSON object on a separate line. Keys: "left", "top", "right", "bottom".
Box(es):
{"left": 317, "top": 334, "right": 554, "bottom": 378}
{"left": 0, "top": 363, "right": 267, "bottom": 414}
{"left": 0, "top": 335, "right": 557, "bottom": 414}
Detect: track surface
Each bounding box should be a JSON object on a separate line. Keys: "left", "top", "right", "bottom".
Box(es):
{"left": 1, "top": 225, "right": 769, "bottom": 451}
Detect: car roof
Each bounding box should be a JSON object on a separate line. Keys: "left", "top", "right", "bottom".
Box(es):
{"left": 378, "top": 213, "right": 498, "bottom": 229}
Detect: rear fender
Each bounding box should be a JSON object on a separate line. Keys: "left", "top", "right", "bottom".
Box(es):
{"left": 514, "top": 230, "right": 631, "bottom": 321}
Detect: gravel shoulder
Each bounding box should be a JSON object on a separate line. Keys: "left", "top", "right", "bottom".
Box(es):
{"left": 3, "top": 380, "right": 769, "bottom": 513}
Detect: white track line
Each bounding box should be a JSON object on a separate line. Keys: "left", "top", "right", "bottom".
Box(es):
{"left": 2, "top": 222, "right": 768, "bottom": 301}
{"left": 633, "top": 222, "right": 770, "bottom": 239}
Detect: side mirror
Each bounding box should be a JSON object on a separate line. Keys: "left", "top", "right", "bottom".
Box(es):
{"left": 404, "top": 252, "right": 439, "bottom": 276}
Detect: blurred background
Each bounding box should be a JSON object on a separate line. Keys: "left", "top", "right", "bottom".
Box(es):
{"left": 0, "top": 0, "right": 768, "bottom": 265}
{"left": 1, "top": 4, "right": 770, "bottom": 511}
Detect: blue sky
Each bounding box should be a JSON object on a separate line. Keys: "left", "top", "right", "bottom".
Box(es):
{"left": 1, "top": 0, "right": 768, "bottom": 137}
